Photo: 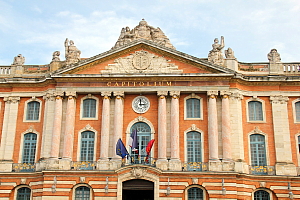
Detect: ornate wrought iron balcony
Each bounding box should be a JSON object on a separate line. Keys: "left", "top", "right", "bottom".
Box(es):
{"left": 249, "top": 165, "right": 275, "bottom": 175}
{"left": 12, "top": 163, "right": 35, "bottom": 172}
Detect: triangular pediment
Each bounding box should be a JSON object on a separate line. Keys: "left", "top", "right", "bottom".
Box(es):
{"left": 53, "top": 39, "right": 234, "bottom": 76}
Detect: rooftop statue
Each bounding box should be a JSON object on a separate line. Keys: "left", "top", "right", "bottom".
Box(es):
{"left": 12, "top": 54, "right": 25, "bottom": 65}
{"left": 113, "top": 19, "right": 175, "bottom": 49}
{"left": 65, "top": 38, "right": 81, "bottom": 65}
{"left": 52, "top": 51, "right": 60, "bottom": 61}
{"left": 225, "top": 47, "right": 235, "bottom": 59}
{"left": 208, "top": 36, "right": 225, "bottom": 65}
{"left": 268, "top": 49, "right": 281, "bottom": 63}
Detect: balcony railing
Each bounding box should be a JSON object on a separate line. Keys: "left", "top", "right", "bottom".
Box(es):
{"left": 127, "top": 156, "right": 156, "bottom": 167}
{"left": 12, "top": 163, "right": 35, "bottom": 172}
{"left": 249, "top": 165, "right": 275, "bottom": 175}
{"left": 71, "top": 161, "right": 96, "bottom": 170}
{"left": 182, "top": 162, "right": 208, "bottom": 172}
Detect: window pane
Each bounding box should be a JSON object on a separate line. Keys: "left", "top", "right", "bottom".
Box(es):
{"left": 75, "top": 186, "right": 90, "bottom": 200}
{"left": 250, "top": 134, "right": 267, "bottom": 166}
{"left": 186, "top": 98, "right": 200, "bottom": 118}
{"left": 83, "top": 99, "right": 96, "bottom": 118}
{"left": 26, "top": 101, "right": 40, "bottom": 120}
{"left": 17, "top": 187, "right": 31, "bottom": 200}
{"left": 254, "top": 190, "right": 270, "bottom": 200}
{"left": 22, "top": 133, "right": 37, "bottom": 164}
{"left": 249, "top": 101, "right": 263, "bottom": 121}
{"left": 187, "top": 132, "right": 201, "bottom": 162}
{"left": 295, "top": 102, "right": 300, "bottom": 122}
{"left": 188, "top": 187, "right": 203, "bottom": 200}
{"left": 80, "top": 131, "right": 95, "bottom": 162}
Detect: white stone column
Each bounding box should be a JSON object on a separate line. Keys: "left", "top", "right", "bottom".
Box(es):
{"left": 221, "top": 91, "right": 232, "bottom": 161}
{"left": 207, "top": 91, "right": 219, "bottom": 161}
{"left": 62, "top": 91, "right": 76, "bottom": 159}
{"left": 229, "top": 92, "right": 247, "bottom": 173}
{"left": 169, "top": 91, "right": 181, "bottom": 171}
{"left": 0, "top": 97, "right": 20, "bottom": 162}
{"left": 156, "top": 91, "right": 168, "bottom": 170}
{"left": 100, "top": 92, "right": 111, "bottom": 160}
{"left": 112, "top": 91, "right": 124, "bottom": 163}
{"left": 41, "top": 91, "right": 55, "bottom": 159}
{"left": 50, "top": 93, "right": 63, "bottom": 158}
{"left": 270, "top": 95, "right": 297, "bottom": 176}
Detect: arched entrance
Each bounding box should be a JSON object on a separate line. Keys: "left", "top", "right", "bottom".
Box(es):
{"left": 122, "top": 179, "right": 154, "bottom": 200}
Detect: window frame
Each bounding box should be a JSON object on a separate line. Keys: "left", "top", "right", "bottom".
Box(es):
{"left": 80, "top": 94, "right": 99, "bottom": 120}
{"left": 77, "top": 125, "right": 98, "bottom": 162}
{"left": 184, "top": 125, "right": 204, "bottom": 163}
{"left": 73, "top": 184, "right": 92, "bottom": 200}
{"left": 23, "top": 98, "right": 42, "bottom": 122}
{"left": 292, "top": 99, "right": 300, "bottom": 123}
{"left": 80, "top": 131, "right": 95, "bottom": 162}
{"left": 14, "top": 185, "right": 32, "bottom": 200}
{"left": 246, "top": 98, "right": 266, "bottom": 123}
{"left": 184, "top": 94, "right": 203, "bottom": 120}
{"left": 252, "top": 189, "right": 272, "bottom": 200}
{"left": 185, "top": 185, "right": 206, "bottom": 200}
{"left": 18, "top": 129, "right": 40, "bottom": 164}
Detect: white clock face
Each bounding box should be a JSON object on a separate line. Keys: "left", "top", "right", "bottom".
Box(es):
{"left": 132, "top": 96, "right": 150, "bottom": 114}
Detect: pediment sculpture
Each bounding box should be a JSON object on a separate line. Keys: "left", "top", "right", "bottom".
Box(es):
{"left": 208, "top": 36, "right": 225, "bottom": 65}
{"left": 101, "top": 50, "right": 183, "bottom": 74}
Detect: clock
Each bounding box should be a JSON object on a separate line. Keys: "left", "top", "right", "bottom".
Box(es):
{"left": 132, "top": 96, "right": 150, "bottom": 114}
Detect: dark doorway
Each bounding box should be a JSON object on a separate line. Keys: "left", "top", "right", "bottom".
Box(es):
{"left": 122, "top": 179, "right": 154, "bottom": 200}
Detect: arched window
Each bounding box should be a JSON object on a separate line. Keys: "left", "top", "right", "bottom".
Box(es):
{"left": 16, "top": 187, "right": 31, "bottom": 200}
{"left": 248, "top": 101, "right": 263, "bottom": 121}
{"left": 187, "top": 131, "right": 202, "bottom": 162}
{"left": 188, "top": 187, "right": 203, "bottom": 200}
{"left": 254, "top": 190, "right": 270, "bottom": 200}
{"left": 75, "top": 186, "right": 90, "bottom": 200}
{"left": 250, "top": 134, "right": 267, "bottom": 166}
{"left": 130, "top": 122, "right": 151, "bottom": 164}
{"left": 295, "top": 102, "right": 300, "bottom": 122}
{"left": 26, "top": 101, "right": 40, "bottom": 121}
{"left": 82, "top": 99, "right": 96, "bottom": 118}
{"left": 186, "top": 98, "right": 201, "bottom": 118}
{"left": 22, "top": 133, "right": 37, "bottom": 164}
{"left": 80, "top": 131, "right": 95, "bottom": 162}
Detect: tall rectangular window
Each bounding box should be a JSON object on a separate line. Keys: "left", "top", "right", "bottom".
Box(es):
{"left": 22, "top": 133, "right": 37, "bottom": 164}
{"left": 187, "top": 131, "right": 201, "bottom": 162}
{"left": 248, "top": 101, "right": 263, "bottom": 121}
{"left": 82, "top": 99, "right": 96, "bottom": 118}
{"left": 250, "top": 134, "right": 267, "bottom": 166}
{"left": 80, "top": 131, "right": 95, "bottom": 162}
{"left": 186, "top": 98, "right": 200, "bottom": 118}
{"left": 26, "top": 101, "right": 40, "bottom": 121}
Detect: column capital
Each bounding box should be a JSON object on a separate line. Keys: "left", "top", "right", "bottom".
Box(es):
{"left": 65, "top": 91, "right": 77, "bottom": 98}
{"left": 270, "top": 95, "right": 289, "bottom": 104}
{"left": 43, "top": 91, "right": 55, "bottom": 101}
{"left": 230, "top": 92, "right": 244, "bottom": 100}
{"left": 3, "top": 96, "right": 20, "bottom": 104}
{"left": 170, "top": 91, "right": 180, "bottom": 98}
{"left": 207, "top": 90, "right": 218, "bottom": 98}
{"left": 220, "top": 90, "right": 231, "bottom": 98}
{"left": 157, "top": 91, "right": 168, "bottom": 97}
{"left": 101, "top": 91, "right": 112, "bottom": 97}
{"left": 113, "top": 91, "right": 124, "bottom": 98}
{"left": 54, "top": 91, "right": 64, "bottom": 97}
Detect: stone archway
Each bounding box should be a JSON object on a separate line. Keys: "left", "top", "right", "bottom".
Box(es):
{"left": 122, "top": 179, "right": 154, "bottom": 200}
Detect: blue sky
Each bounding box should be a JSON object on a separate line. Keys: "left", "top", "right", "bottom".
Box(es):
{"left": 0, "top": 0, "right": 299, "bottom": 65}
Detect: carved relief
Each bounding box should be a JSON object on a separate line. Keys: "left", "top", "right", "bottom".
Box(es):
{"left": 113, "top": 19, "right": 175, "bottom": 49}
{"left": 101, "top": 50, "right": 182, "bottom": 74}
{"left": 131, "top": 167, "right": 147, "bottom": 178}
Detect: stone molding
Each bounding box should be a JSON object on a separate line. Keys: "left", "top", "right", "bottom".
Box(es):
{"left": 230, "top": 92, "right": 244, "bottom": 100}
{"left": 3, "top": 96, "right": 20, "bottom": 104}
{"left": 157, "top": 91, "right": 168, "bottom": 96}
{"left": 207, "top": 90, "right": 218, "bottom": 97}
{"left": 113, "top": 91, "right": 124, "bottom": 97}
{"left": 184, "top": 124, "right": 203, "bottom": 133}
{"left": 101, "top": 50, "right": 182, "bottom": 74}
{"left": 101, "top": 91, "right": 112, "bottom": 97}
{"left": 125, "top": 116, "right": 155, "bottom": 134}
{"left": 43, "top": 91, "right": 55, "bottom": 101}
{"left": 270, "top": 95, "right": 289, "bottom": 104}
{"left": 170, "top": 91, "right": 180, "bottom": 98}
{"left": 65, "top": 91, "right": 77, "bottom": 97}
{"left": 220, "top": 90, "right": 231, "bottom": 97}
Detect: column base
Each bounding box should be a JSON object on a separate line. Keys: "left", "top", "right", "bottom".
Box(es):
{"left": 156, "top": 159, "right": 168, "bottom": 170}
{"left": 45, "top": 158, "right": 71, "bottom": 170}
{"left": 209, "top": 160, "right": 222, "bottom": 171}
{"left": 221, "top": 160, "right": 235, "bottom": 171}
{"left": 169, "top": 159, "right": 182, "bottom": 171}
{"left": 275, "top": 162, "right": 297, "bottom": 176}
{"left": 0, "top": 160, "right": 13, "bottom": 172}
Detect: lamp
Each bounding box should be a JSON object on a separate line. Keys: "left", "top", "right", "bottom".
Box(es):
{"left": 166, "top": 178, "right": 170, "bottom": 196}
{"left": 288, "top": 182, "right": 294, "bottom": 199}
{"left": 105, "top": 177, "right": 109, "bottom": 194}
{"left": 222, "top": 179, "right": 226, "bottom": 196}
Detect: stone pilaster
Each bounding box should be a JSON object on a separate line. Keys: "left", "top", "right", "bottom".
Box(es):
{"left": 229, "top": 92, "right": 248, "bottom": 173}
{"left": 62, "top": 91, "right": 76, "bottom": 161}
{"left": 156, "top": 91, "right": 168, "bottom": 170}
{"left": 0, "top": 96, "right": 20, "bottom": 172}
{"left": 41, "top": 91, "right": 56, "bottom": 159}
{"left": 50, "top": 92, "right": 64, "bottom": 158}
{"left": 98, "top": 91, "right": 112, "bottom": 170}
{"left": 111, "top": 91, "right": 124, "bottom": 169}
{"left": 270, "top": 95, "right": 297, "bottom": 176}
{"left": 169, "top": 91, "right": 181, "bottom": 171}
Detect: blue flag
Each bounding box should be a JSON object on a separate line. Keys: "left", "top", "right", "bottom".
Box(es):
{"left": 116, "top": 138, "right": 129, "bottom": 158}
